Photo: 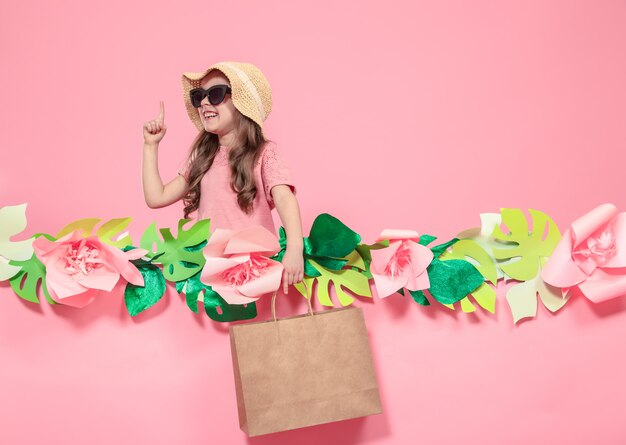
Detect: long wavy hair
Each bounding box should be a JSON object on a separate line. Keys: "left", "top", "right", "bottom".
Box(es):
{"left": 182, "top": 113, "right": 268, "bottom": 219}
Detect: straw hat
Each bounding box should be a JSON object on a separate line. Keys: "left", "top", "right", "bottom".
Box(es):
{"left": 181, "top": 61, "right": 272, "bottom": 134}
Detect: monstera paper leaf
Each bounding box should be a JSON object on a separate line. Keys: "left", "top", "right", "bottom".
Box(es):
{"left": 8, "top": 234, "right": 56, "bottom": 304}
{"left": 293, "top": 253, "right": 372, "bottom": 307}
{"left": 491, "top": 208, "right": 567, "bottom": 323}
{"left": 140, "top": 219, "right": 211, "bottom": 282}
{"left": 457, "top": 213, "right": 506, "bottom": 280}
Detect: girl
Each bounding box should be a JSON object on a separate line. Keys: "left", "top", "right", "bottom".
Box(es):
{"left": 141, "top": 61, "right": 304, "bottom": 293}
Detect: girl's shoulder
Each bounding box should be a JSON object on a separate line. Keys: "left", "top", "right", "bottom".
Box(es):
{"left": 261, "top": 140, "right": 279, "bottom": 155}
{"left": 256, "top": 140, "right": 279, "bottom": 164}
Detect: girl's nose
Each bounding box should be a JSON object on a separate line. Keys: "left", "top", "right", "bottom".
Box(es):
{"left": 200, "top": 95, "right": 210, "bottom": 106}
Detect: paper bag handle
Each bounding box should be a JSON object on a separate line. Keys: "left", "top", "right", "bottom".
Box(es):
{"left": 270, "top": 281, "right": 314, "bottom": 322}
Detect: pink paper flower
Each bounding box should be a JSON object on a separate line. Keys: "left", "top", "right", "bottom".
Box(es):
{"left": 370, "top": 229, "right": 434, "bottom": 298}
{"left": 542, "top": 203, "right": 626, "bottom": 302}
{"left": 32, "top": 231, "right": 147, "bottom": 308}
{"left": 200, "top": 226, "right": 284, "bottom": 305}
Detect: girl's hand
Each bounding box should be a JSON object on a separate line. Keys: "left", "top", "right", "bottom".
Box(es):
{"left": 281, "top": 246, "right": 304, "bottom": 294}
{"left": 143, "top": 101, "right": 167, "bottom": 146}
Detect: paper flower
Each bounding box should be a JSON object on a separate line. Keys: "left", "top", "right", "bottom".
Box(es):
{"left": 33, "top": 231, "right": 147, "bottom": 307}
{"left": 370, "top": 229, "right": 434, "bottom": 298}
{"left": 0, "top": 204, "right": 35, "bottom": 281}
{"left": 200, "top": 227, "right": 284, "bottom": 305}
{"left": 542, "top": 203, "right": 626, "bottom": 302}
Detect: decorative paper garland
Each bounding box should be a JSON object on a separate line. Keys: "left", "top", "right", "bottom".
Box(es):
{"left": 1, "top": 203, "right": 624, "bottom": 324}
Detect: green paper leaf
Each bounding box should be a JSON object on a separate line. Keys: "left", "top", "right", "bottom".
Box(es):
{"left": 175, "top": 280, "right": 186, "bottom": 294}
{"left": 140, "top": 219, "right": 211, "bottom": 282}
{"left": 492, "top": 208, "right": 561, "bottom": 281}
{"left": 304, "top": 259, "right": 322, "bottom": 277}
{"left": 439, "top": 239, "right": 497, "bottom": 313}
{"left": 430, "top": 238, "right": 458, "bottom": 258}
{"left": 96, "top": 218, "right": 133, "bottom": 248}
{"left": 8, "top": 233, "right": 56, "bottom": 304}
{"left": 427, "top": 258, "right": 485, "bottom": 304}
{"left": 418, "top": 234, "right": 437, "bottom": 247}
{"left": 178, "top": 272, "right": 206, "bottom": 314}
{"left": 124, "top": 263, "right": 166, "bottom": 316}
{"left": 203, "top": 287, "right": 257, "bottom": 322}
{"left": 177, "top": 271, "right": 257, "bottom": 322}
{"left": 55, "top": 217, "right": 134, "bottom": 248}
{"left": 409, "top": 289, "right": 431, "bottom": 306}
{"left": 186, "top": 290, "right": 199, "bottom": 313}
{"left": 275, "top": 214, "right": 361, "bottom": 279}
{"left": 440, "top": 239, "right": 497, "bottom": 284}
{"left": 280, "top": 213, "right": 361, "bottom": 278}
{"left": 309, "top": 256, "right": 347, "bottom": 271}
{"left": 307, "top": 213, "right": 361, "bottom": 259}
{"left": 272, "top": 226, "right": 287, "bottom": 262}
{"left": 293, "top": 258, "right": 372, "bottom": 307}
{"left": 56, "top": 218, "right": 101, "bottom": 238}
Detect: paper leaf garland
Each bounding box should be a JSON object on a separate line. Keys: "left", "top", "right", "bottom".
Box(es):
{"left": 140, "top": 219, "right": 210, "bottom": 282}
{"left": 2, "top": 202, "right": 623, "bottom": 324}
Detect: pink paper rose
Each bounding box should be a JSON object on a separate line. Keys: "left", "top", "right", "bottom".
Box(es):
{"left": 200, "top": 226, "right": 284, "bottom": 305}
{"left": 542, "top": 203, "right": 626, "bottom": 302}
{"left": 370, "top": 229, "right": 434, "bottom": 298}
{"left": 32, "top": 231, "right": 147, "bottom": 307}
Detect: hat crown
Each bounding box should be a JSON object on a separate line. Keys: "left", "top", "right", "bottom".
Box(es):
{"left": 181, "top": 61, "right": 272, "bottom": 135}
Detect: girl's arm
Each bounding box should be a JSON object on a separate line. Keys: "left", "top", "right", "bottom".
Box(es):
{"left": 142, "top": 142, "right": 189, "bottom": 208}
{"left": 142, "top": 101, "right": 189, "bottom": 208}
{"left": 271, "top": 185, "right": 304, "bottom": 294}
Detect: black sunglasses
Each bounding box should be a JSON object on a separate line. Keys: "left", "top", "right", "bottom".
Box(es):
{"left": 189, "top": 85, "right": 232, "bottom": 108}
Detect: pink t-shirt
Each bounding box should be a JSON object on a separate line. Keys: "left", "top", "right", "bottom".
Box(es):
{"left": 178, "top": 141, "right": 296, "bottom": 233}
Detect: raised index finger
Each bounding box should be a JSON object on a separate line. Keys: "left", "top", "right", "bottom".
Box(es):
{"left": 158, "top": 100, "right": 165, "bottom": 123}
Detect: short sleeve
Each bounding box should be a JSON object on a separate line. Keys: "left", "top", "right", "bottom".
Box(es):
{"left": 261, "top": 142, "right": 296, "bottom": 208}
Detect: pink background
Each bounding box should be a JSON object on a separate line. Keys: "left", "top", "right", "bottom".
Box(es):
{"left": 2, "top": 1, "right": 626, "bottom": 444}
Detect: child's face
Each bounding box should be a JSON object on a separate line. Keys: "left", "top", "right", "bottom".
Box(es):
{"left": 197, "top": 72, "right": 239, "bottom": 142}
